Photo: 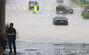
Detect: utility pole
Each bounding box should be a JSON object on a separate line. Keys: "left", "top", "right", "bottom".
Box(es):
{"left": 0, "top": 0, "right": 6, "bottom": 55}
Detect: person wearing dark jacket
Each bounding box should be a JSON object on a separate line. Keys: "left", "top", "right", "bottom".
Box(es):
{"left": 6, "top": 23, "right": 16, "bottom": 54}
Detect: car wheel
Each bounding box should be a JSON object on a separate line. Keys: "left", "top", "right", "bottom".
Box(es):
{"left": 66, "top": 23, "right": 68, "bottom": 25}
{"left": 70, "top": 11, "right": 73, "bottom": 14}
{"left": 53, "top": 22, "right": 56, "bottom": 25}
{"left": 53, "top": 22, "right": 55, "bottom": 25}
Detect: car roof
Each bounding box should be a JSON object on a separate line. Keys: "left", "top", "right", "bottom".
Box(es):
{"left": 65, "top": 7, "right": 72, "bottom": 9}
{"left": 57, "top": 5, "right": 72, "bottom": 9}
{"left": 29, "top": 1, "right": 39, "bottom": 4}
{"left": 55, "top": 17, "right": 68, "bottom": 20}
{"left": 57, "top": 5, "right": 65, "bottom": 7}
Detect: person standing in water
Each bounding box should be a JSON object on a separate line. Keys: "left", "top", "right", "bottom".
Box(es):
{"left": 33, "top": 4, "right": 38, "bottom": 14}
{"left": 6, "top": 23, "right": 16, "bottom": 55}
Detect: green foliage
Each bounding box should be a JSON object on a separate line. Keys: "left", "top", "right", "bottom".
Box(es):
{"left": 5, "top": 23, "right": 9, "bottom": 38}
{"left": 5, "top": 23, "right": 9, "bottom": 31}
{"left": 71, "top": 0, "right": 79, "bottom": 4}
{"left": 71, "top": 0, "right": 84, "bottom": 5}
{"left": 82, "top": 11, "right": 89, "bottom": 19}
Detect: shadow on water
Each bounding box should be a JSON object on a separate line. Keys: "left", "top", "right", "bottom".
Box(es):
{"left": 53, "top": 23, "right": 69, "bottom": 26}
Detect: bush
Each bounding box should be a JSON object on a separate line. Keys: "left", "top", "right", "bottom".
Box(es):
{"left": 82, "top": 11, "right": 89, "bottom": 19}
{"left": 71, "top": 0, "right": 84, "bottom": 5}
{"left": 71, "top": 0, "right": 79, "bottom": 4}
{"left": 5, "top": 24, "right": 9, "bottom": 31}
{"left": 5, "top": 23, "right": 9, "bottom": 38}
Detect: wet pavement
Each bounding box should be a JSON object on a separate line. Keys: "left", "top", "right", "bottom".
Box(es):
{"left": 3, "top": 40, "right": 89, "bottom": 55}
{"left": 3, "top": 41, "right": 54, "bottom": 55}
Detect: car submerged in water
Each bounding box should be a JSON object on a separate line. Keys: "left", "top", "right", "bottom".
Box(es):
{"left": 53, "top": 16, "right": 68, "bottom": 25}
{"left": 56, "top": 0, "right": 64, "bottom": 3}
{"left": 56, "top": 5, "right": 73, "bottom": 14}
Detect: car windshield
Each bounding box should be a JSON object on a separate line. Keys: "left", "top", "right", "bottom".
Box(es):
{"left": 29, "top": 1, "right": 38, "bottom": 5}
{"left": 65, "top": 7, "right": 72, "bottom": 9}
{"left": 55, "top": 17, "right": 68, "bottom": 20}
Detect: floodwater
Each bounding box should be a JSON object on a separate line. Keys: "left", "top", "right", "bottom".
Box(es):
{"left": 6, "top": 0, "right": 89, "bottom": 43}
{"left": 5, "top": 0, "right": 89, "bottom": 55}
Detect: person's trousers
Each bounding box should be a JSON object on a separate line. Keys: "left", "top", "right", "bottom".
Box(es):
{"left": 0, "top": 39, "right": 7, "bottom": 51}
{"left": 8, "top": 40, "right": 16, "bottom": 53}
{"left": 2, "top": 40, "right": 7, "bottom": 51}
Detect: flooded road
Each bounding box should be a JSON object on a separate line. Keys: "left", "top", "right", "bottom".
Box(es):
{"left": 6, "top": 0, "right": 89, "bottom": 43}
